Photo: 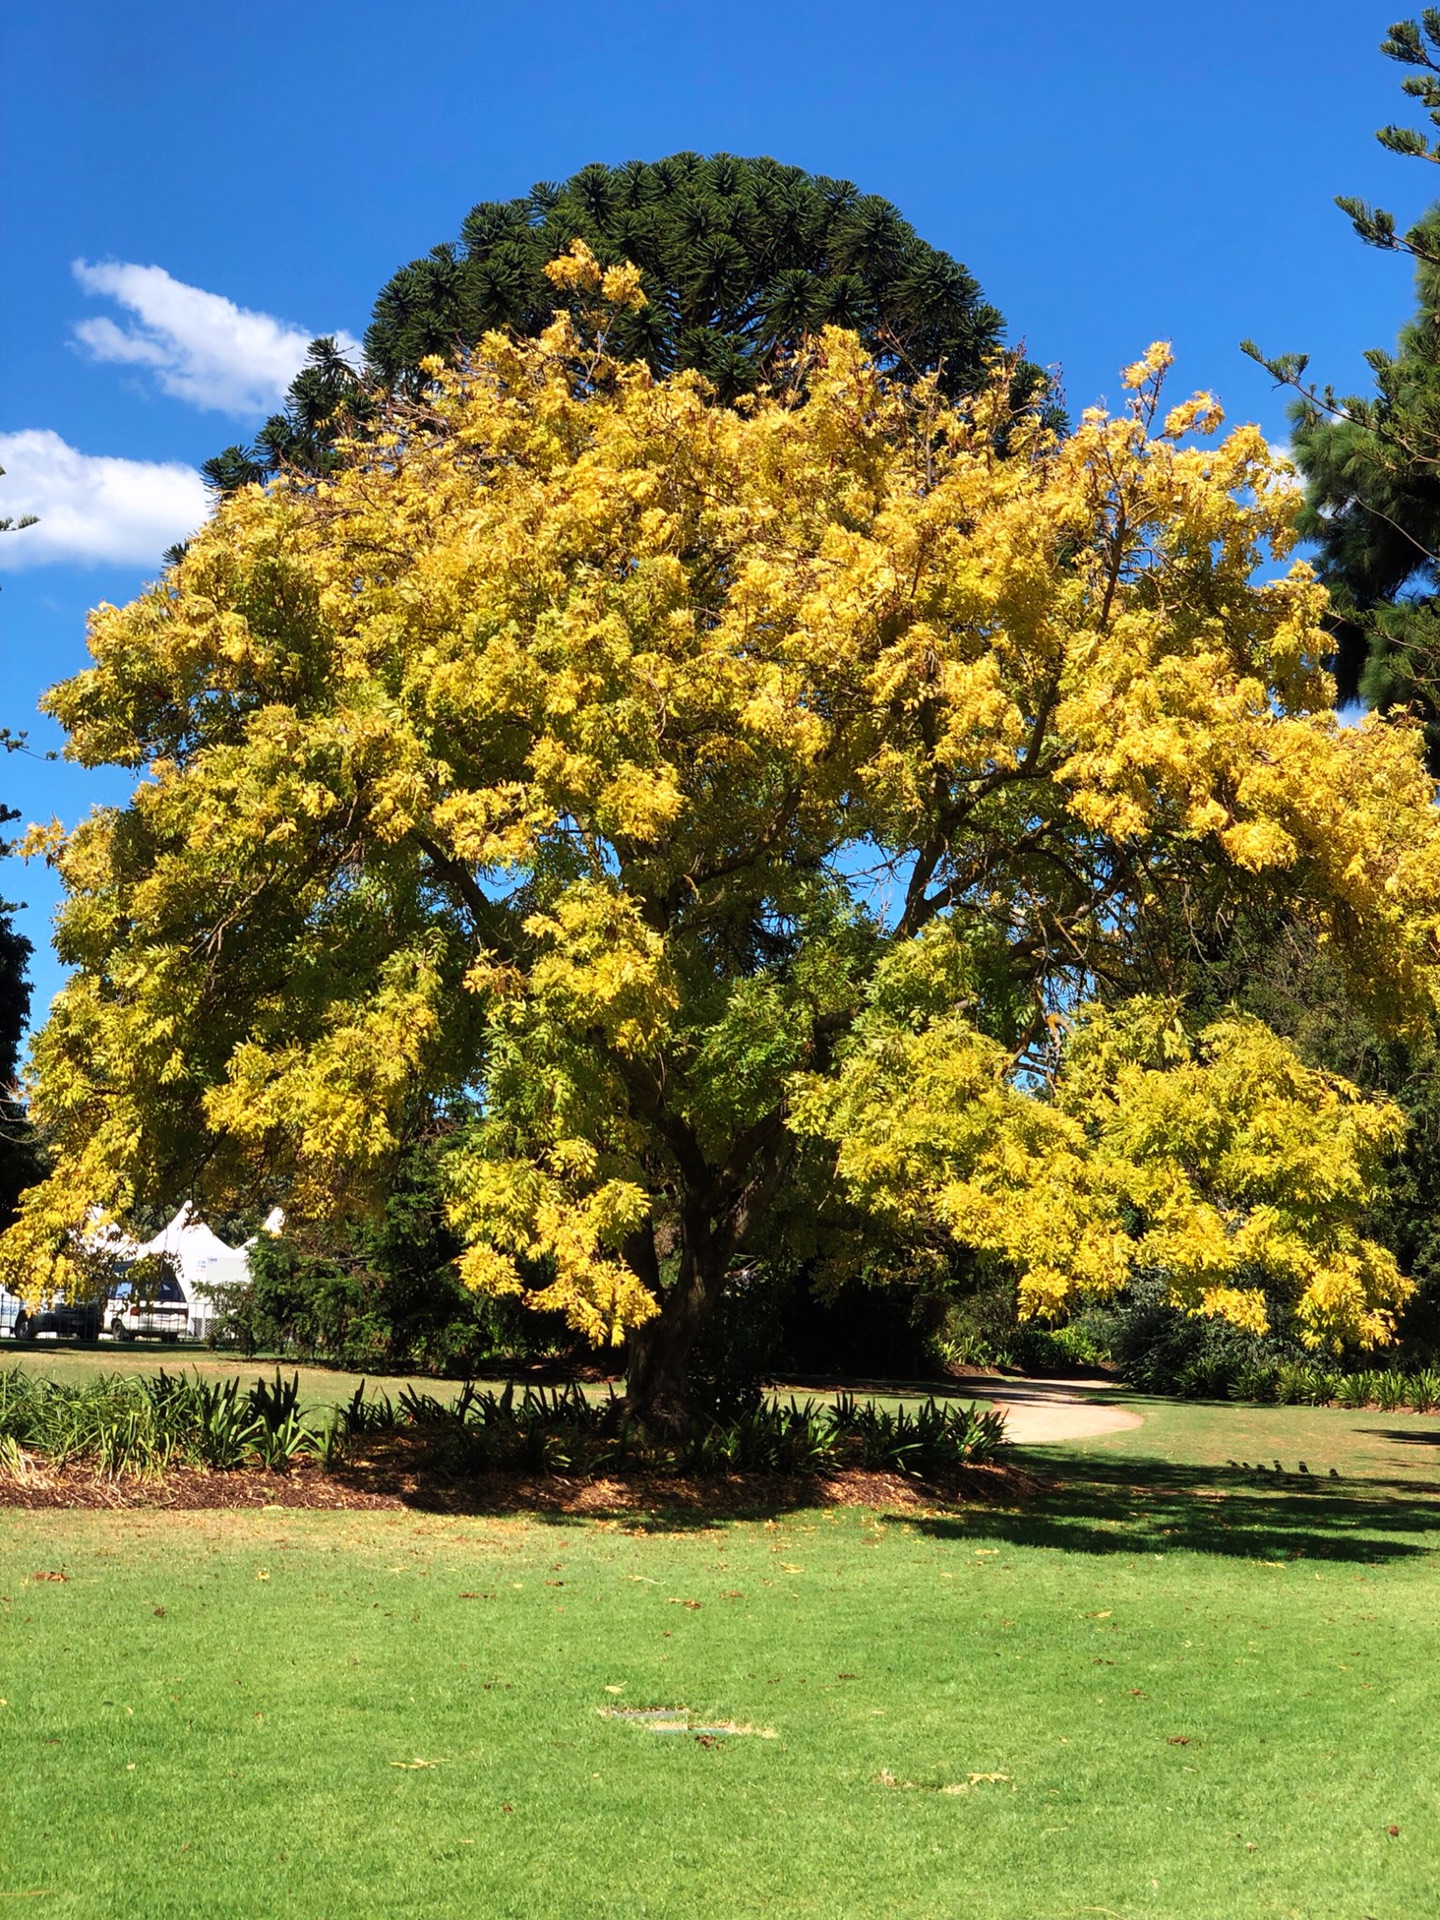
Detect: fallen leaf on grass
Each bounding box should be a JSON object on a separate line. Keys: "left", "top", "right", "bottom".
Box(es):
{"left": 721, "top": 1591, "right": 745, "bottom": 1600}
{"left": 390, "top": 1759, "right": 441, "bottom": 1770}
{"left": 667, "top": 1598, "right": 702, "bottom": 1610}
{"left": 1166, "top": 1736, "right": 1191, "bottom": 1746}
{"left": 31, "top": 1573, "right": 67, "bottom": 1584}
{"left": 458, "top": 1592, "right": 493, "bottom": 1601}
{"left": 603, "top": 1685, "right": 625, "bottom": 1695}
{"left": 780, "top": 1564, "right": 805, "bottom": 1574}
{"left": 1387, "top": 1825, "right": 1400, "bottom": 1838}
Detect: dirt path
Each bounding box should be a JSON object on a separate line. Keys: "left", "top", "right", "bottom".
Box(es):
{"left": 958, "top": 1375, "right": 1144, "bottom": 1445}
{"left": 771, "top": 1371, "right": 1148, "bottom": 1445}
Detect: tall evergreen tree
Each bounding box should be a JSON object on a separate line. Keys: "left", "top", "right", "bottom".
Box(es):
{"left": 0, "top": 807, "right": 35, "bottom": 1229}
{"left": 206, "top": 153, "right": 1037, "bottom": 491}
{"left": 1246, "top": 13, "right": 1440, "bottom": 767}
{"left": 0, "top": 471, "right": 39, "bottom": 1225}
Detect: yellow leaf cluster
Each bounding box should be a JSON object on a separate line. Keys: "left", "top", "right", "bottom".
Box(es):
{"left": 796, "top": 989, "right": 1410, "bottom": 1348}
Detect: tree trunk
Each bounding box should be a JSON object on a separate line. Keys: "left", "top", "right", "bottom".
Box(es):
{"left": 616, "top": 1104, "right": 793, "bottom": 1430}
{"left": 623, "top": 1243, "right": 725, "bottom": 1433}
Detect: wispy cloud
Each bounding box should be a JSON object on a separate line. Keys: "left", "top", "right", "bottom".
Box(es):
{"left": 71, "top": 260, "right": 358, "bottom": 417}
{"left": 0, "top": 430, "right": 208, "bottom": 569}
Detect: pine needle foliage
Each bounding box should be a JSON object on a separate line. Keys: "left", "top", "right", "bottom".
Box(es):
{"left": 1244, "top": 12, "right": 1440, "bottom": 765}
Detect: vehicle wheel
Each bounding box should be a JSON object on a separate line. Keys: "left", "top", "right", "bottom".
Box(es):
{"left": 111, "top": 1320, "right": 134, "bottom": 1343}
{"left": 14, "top": 1315, "right": 35, "bottom": 1342}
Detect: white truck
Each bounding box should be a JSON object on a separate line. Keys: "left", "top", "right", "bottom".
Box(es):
{"left": 111, "top": 1206, "right": 255, "bottom": 1342}
{"left": 3, "top": 1205, "right": 267, "bottom": 1344}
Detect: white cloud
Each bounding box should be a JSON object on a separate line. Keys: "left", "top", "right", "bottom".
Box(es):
{"left": 0, "top": 429, "right": 209, "bottom": 569}
{"left": 71, "top": 260, "right": 359, "bottom": 417}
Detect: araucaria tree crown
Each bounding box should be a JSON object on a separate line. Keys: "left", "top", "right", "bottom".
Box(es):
{"left": 10, "top": 248, "right": 1440, "bottom": 1416}
{"left": 206, "top": 152, "right": 1026, "bottom": 493}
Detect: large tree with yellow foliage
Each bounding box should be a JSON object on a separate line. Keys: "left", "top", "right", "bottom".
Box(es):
{"left": 8, "top": 250, "right": 1440, "bottom": 1418}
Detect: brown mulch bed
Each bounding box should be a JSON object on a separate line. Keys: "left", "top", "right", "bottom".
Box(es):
{"left": 1, "top": 1432, "right": 1042, "bottom": 1517}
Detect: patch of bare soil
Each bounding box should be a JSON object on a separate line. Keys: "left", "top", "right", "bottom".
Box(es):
{"left": 1, "top": 1434, "right": 1044, "bottom": 1518}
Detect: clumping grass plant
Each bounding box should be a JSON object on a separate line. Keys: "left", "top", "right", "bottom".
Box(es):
{"left": 351, "top": 1382, "right": 1007, "bottom": 1482}
{"left": 1225, "top": 1360, "right": 1440, "bottom": 1414}
{"left": 0, "top": 1367, "right": 1006, "bottom": 1485}
{"left": 0, "top": 1367, "right": 331, "bottom": 1476}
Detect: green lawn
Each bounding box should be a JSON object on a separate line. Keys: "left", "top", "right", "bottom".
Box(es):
{"left": 0, "top": 1344, "right": 465, "bottom": 1415}
{"left": 1, "top": 1395, "right": 1437, "bottom": 1918}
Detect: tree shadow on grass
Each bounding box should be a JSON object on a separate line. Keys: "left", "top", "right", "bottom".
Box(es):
{"left": 895, "top": 1453, "right": 1440, "bottom": 1562}
{"left": 1360, "top": 1426, "right": 1440, "bottom": 1448}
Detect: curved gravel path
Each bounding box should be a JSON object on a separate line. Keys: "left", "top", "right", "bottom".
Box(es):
{"left": 957, "top": 1375, "right": 1145, "bottom": 1445}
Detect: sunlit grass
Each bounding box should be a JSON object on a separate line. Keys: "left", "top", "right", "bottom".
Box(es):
{"left": 2, "top": 1394, "right": 1437, "bottom": 1917}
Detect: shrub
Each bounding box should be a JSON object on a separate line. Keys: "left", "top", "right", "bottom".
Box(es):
{"left": 0, "top": 1366, "right": 322, "bottom": 1476}
{"left": 688, "top": 1267, "right": 789, "bottom": 1419}
{"left": 933, "top": 1328, "right": 1001, "bottom": 1371}
{"left": 208, "top": 1140, "right": 574, "bottom": 1375}
{"left": 0, "top": 1365, "right": 1009, "bottom": 1487}
{"left": 1372, "top": 1371, "right": 1409, "bottom": 1412}
{"left": 354, "top": 1378, "right": 1007, "bottom": 1481}
{"left": 1231, "top": 1360, "right": 1281, "bottom": 1403}
{"left": 1094, "top": 1274, "right": 1303, "bottom": 1399}
{"left": 1272, "top": 1362, "right": 1339, "bottom": 1406}
{"left": 1010, "top": 1323, "right": 1112, "bottom": 1375}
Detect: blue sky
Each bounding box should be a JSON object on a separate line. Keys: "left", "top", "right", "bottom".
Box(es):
{"left": 0, "top": 0, "right": 1430, "bottom": 1017}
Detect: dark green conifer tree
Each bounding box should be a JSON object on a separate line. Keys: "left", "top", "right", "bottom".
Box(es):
{"left": 207, "top": 153, "right": 1039, "bottom": 491}
{"left": 1246, "top": 13, "right": 1440, "bottom": 767}
{"left": 0, "top": 476, "right": 39, "bottom": 1225}
{"left": 0, "top": 807, "right": 36, "bottom": 1230}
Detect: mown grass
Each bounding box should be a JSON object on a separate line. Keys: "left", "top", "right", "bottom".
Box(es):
{"left": 0, "top": 1344, "right": 448, "bottom": 1414}
{"left": 2, "top": 1395, "right": 1438, "bottom": 1918}
{"left": 1035, "top": 1387, "right": 1440, "bottom": 1496}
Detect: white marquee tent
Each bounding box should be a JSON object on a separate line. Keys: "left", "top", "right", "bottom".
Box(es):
{"left": 118, "top": 1204, "right": 281, "bottom": 1340}
{"left": 0, "top": 1205, "right": 281, "bottom": 1342}
{"left": 131, "top": 1207, "right": 245, "bottom": 1340}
